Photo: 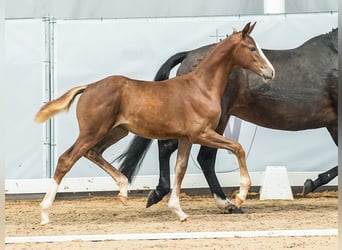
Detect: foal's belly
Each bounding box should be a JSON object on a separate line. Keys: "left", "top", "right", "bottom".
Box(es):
{"left": 120, "top": 111, "right": 187, "bottom": 140}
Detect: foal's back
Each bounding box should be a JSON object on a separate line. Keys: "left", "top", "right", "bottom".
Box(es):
{"left": 76, "top": 74, "right": 208, "bottom": 139}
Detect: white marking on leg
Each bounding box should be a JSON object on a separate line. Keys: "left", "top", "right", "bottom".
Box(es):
{"left": 117, "top": 176, "right": 128, "bottom": 197}
{"left": 117, "top": 176, "right": 129, "bottom": 205}
{"left": 236, "top": 175, "right": 251, "bottom": 202}
{"left": 168, "top": 189, "right": 188, "bottom": 222}
{"left": 40, "top": 179, "right": 59, "bottom": 225}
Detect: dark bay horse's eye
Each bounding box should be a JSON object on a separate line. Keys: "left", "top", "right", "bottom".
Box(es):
{"left": 249, "top": 47, "right": 257, "bottom": 52}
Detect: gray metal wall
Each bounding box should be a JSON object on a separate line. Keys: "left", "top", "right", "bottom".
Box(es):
{"left": 5, "top": 0, "right": 337, "bottom": 19}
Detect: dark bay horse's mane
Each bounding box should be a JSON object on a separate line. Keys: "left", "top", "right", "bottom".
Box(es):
{"left": 296, "top": 27, "right": 337, "bottom": 53}
{"left": 325, "top": 28, "right": 338, "bottom": 53}
{"left": 190, "top": 44, "right": 217, "bottom": 72}
{"left": 189, "top": 34, "right": 228, "bottom": 72}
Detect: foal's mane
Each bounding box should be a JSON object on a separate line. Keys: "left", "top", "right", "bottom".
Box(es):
{"left": 190, "top": 31, "right": 236, "bottom": 72}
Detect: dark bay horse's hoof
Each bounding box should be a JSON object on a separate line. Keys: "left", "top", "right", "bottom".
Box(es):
{"left": 302, "top": 179, "right": 314, "bottom": 196}
{"left": 224, "top": 204, "right": 244, "bottom": 214}
{"left": 146, "top": 190, "right": 163, "bottom": 208}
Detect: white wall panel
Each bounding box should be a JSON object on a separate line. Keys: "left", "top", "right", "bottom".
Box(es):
{"left": 3, "top": 12, "right": 338, "bottom": 193}
{"left": 4, "top": 20, "right": 46, "bottom": 179}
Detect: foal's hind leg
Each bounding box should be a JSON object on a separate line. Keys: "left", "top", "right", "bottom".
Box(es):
{"left": 40, "top": 127, "right": 129, "bottom": 225}
{"left": 168, "top": 138, "right": 192, "bottom": 221}
{"left": 40, "top": 137, "right": 99, "bottom": 225}
{"left": 84, "top": 127, "right": 129, "bottom": 204}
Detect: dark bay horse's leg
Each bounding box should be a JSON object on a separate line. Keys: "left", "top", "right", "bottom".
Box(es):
{"left": 303, "top": 125, "right": 338, "bottom": 195}
{"left": 303, "top": 166, "right": 338, "bottom": 195}
{"left": 146, "top": 139, "right": 178, "bottom": 208}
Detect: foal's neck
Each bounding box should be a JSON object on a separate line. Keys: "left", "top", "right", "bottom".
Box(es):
{"left": 191, "top": 36, "right": 238, "bottom": 97}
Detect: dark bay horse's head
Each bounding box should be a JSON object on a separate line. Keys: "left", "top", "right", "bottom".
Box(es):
{"left": 229, "top": 22, "right": 275, "bottom": 82}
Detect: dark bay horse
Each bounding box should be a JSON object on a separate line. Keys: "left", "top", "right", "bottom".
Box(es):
{"left": 35, "top": 22, "right": 274, "bottom": 224}
{"left": 118, "top": 28, "right": 338, "bottom": 210}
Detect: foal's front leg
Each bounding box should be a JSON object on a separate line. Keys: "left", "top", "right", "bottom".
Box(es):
{"left": 195, "top": 129, "right": 251, "bottom": 208}
{"left": 197, "top": 146, "right": 240, "bottom": 213}
{"left": 168, "top": 138, "right": 192, "bottom": 221}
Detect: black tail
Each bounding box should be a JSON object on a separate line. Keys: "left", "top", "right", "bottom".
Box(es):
{"left": 117, "top": 136, "right": 153, "bottom": 182}
{"left": 117, "top": 51, "right": 189, "bottom": 182}
{"left": 153, "top": 51, "right": 188, "bottom": 81}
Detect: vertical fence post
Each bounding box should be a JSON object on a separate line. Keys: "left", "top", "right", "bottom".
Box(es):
{"left": 264, "top": 0, "right": 285, "bottom": 14}
{"left": 43, "top": 16, "right": 56, "bottom": 178}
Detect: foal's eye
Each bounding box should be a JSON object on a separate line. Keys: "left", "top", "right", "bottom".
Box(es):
{"left": 249, "top": 47, "right": 257, "bottom": 52}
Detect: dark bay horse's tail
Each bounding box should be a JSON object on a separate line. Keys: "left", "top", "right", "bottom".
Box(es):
{"left": 118, "top": 51, "right": 189, "bottom": 182}
{"left": 34, "top": 85, "right": 88, "bottom": 123}
{"left": 116, "top": 136, "right": 153, "bottom": 182}
{"left": 153, "top": 51, "right": 188, "bottom": 80}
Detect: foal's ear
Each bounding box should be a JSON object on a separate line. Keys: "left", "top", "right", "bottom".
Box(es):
{"left": 249, "top": 22, "right": 256, "bottom": 34}
{"left": 242, "top": 22, "right": 256, "bottom": 37}
{"left": 242, "top": 22, "right": 251, "bottom": 38}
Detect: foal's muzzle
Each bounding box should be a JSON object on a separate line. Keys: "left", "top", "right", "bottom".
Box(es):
{"left": 261, "top": 67, "right": 275, "bottom": 82}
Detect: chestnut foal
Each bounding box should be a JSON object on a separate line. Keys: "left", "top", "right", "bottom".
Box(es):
{"left": 35, "top": 22, "right": 274, "bottom": 225}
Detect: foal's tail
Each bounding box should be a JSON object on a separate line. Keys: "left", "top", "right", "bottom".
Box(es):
{"left": 34, "top": 85, "right": 88, "bottom": 123}
{"left": 117, "top": 51, "right": 189, "bottom": 182}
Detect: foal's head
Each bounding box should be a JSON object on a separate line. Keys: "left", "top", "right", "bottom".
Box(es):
{"left": 229, "top": 22, "right": 275, "bottom": 82}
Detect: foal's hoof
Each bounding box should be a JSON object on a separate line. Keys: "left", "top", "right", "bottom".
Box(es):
{"left": 118, "top": 194, "right": 128, "bottom": 205}
{"left": 302, "top": 179, "right": 314, "bottom": 196}
{"left": 224, "top": 205, "right": 244, "bottom": 214}
{"left": 146, "top": 190, "right": 163, "bottom": 208}
{"left": 180, "top": 216, "right": 189, "bottom": 222}
{"left": 40, "top": 220, "right": 50, "bottom": 226}
{"left": 40, "top": 208, "right": 50, "bottom": 225}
